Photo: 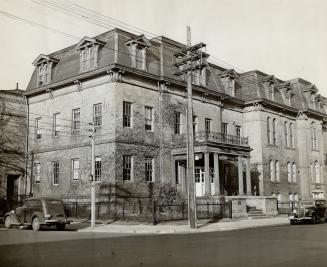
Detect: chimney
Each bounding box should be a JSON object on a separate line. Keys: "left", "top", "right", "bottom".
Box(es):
{"left": 16, "top": 82, "right": 19, "bottom": 90}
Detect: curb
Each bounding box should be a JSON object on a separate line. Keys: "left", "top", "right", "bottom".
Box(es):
{"left": 77, "top": 220, "right": 289, "bottom": 235}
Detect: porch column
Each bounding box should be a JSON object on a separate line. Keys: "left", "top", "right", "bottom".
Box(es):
{"left": 238, "top": 155, "right": 244, "bottom": 195}
{"left": 171, "top": 157, "right": 176, "bottom": 187}
{"left": 245, "top": 157, "right": 251, "bottom": 195}
{"left": 204, "top": 152, "right": 211, "bottom": 195}
{"left": 214, "top": 153, "right": 220, "bottom": 195}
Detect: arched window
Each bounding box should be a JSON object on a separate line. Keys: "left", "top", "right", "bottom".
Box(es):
{"left": 275, "top": 161, "right": 280, "bottom": 182}
{"left": 287, "top": 162, "right": 292, "bottom": 183}
{"left": 270, "top": 160, "right": 275, "bottom": 181}
{"left": 311, "top": 122, "right": 317, "bottom": 150}
{"left": 315, "top": 161, "right": 320, "bottom": 183}
{"left": 284, "top": 121, "right": 288, "bottom": 147}
{"left": 310, "top": 163, "right": 314, "bottom": 183}
{"left": 292, "top": 163, "right": 296, "bottom": 183}
{"left": 289, "top": 123, "right": 294, "bottom": 148}
{"left": 272, "top": 119, "right": 277, "bottom": 145}
{"left": 267, "top": 117, "right": 271, "bottom": 144}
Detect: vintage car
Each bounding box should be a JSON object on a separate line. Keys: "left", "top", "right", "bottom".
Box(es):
{"left": 289, "top": 199, "right": 327, "bottom": 225}
{"left": 4, "top": 197, "right": 70, "bottom": 231}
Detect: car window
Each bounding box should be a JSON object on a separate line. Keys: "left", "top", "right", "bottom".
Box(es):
{"left": 29, "top": 199, "right": 42, "bottom": 207}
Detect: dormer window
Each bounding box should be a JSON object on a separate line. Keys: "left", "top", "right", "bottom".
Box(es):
{"left": 33, "top": 54, "right": 59, "bottom": 87}
{"left": 192, "top": 68, "right": 207, "bottom": 87}
{"left": 126, "top": 34, "right": 151, "bottom": 71}
{"left": 220, "top": 69, "right": 238, "bottom": 97}
{"left": 262, "top": 75, "right": 278, "bottom": 101}
{"left": 277, "top": 82, "right": 293, "bottom": 106}
{"left": 75, "top": 36, "right": 104, "bottom": 73}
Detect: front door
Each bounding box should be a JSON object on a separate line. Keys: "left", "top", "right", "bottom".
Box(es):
{"left": 195, "top": 168, "right": 205, "bottom": 197}
{"left": 6, "top": 175, "right": 19, "bottom": 210}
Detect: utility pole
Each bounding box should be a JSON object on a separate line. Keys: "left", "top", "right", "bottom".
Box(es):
{"left": 89, "top": 123, "right": 96, "bottom": 228}
{"left": 173, "top": 26, "right": 209, "bottom": 229}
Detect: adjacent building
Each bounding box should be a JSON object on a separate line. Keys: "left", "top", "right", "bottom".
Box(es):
{"left": 24, "top": 28, "right": 327, "bottom": 206}
{"left": 0, "top": 88, "right": 27, "bottom": 210}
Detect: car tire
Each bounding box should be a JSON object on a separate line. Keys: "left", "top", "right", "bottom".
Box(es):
{"left": 56, "top": 224, "right": 65, "bottom": 231}
{"left": 4, "top": 216, "right": 12, "bottom": 229}
{"left": 32, "top": 217, "right": 41, "bottom": 231}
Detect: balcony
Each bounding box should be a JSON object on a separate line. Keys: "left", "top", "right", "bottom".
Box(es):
{"left": 172, "top": 131, "right": 249, "bottom": 146}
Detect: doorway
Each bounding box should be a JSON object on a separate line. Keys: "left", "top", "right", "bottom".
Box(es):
{"left": 6, "top": 175, "right": 19, "bottom": 210}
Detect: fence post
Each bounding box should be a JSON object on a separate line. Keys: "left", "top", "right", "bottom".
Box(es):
{"left": 152, "top": 200, "right": 157, "bottom": 225}
{"left": 207, "top": 201, "right": 209, "bottom": 218}
{"left": 75, "top": 201, "right": 78, "bottom": 218}
{"left": 122, "top": 201, "right": 125, "bottom": 220}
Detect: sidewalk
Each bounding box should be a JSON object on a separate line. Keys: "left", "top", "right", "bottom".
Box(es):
{"left": 78, "top": 215, "right": 289, "bottom": 234}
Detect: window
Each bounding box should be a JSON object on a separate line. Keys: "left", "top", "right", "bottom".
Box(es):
{"left": 53, "top": 161, "right": 59, "bottom": 185}
{"left": 311, "top": 163, "right": 314, "bottom": 183}
{"left": 123, "top": 101, "right": 132, "bottom": 127}
{"left": 145, "top": 106, "right": 153, "bottom": 131}
{"left": 145, "top": 157, "right": 154, "bottom": 182}
{"left": 123, "top": 155, "right": 132, "bottom": 181}
{"left": 37, "top": 64, "right": 50, "bottom": 86}
{"left": 205, "top": 118, "right": 211, "bottom": 137}
{"left": 285, "top": 91, "right": 291, "bottom": 106}
{"left": 72, "top": 159, "right": 80, "bottom": 180}
{"left": 270, "top": 160, "right": 275, "bottom": 181}
{"left": 193, "top": 116, "right": 198, "bottom": 135}
{"left": 34, "top": 162, "right": 40, "bottom": 184}
{"left": 289, "top": 193, "right": 294, "bottom": 207}
{"left": 236, "top": 126, "right": 241, "bottom": 139}
{"left": 80, "top": 46, "right": 98, "bottom": 72}
{"left": 272, "top": 119, "right": 277, "bottom": 145}
{"left": 53, "top": 113, "right": 60, "bottom": 137}
{"left": 195, "top": 168, "right": 200, "bottom": 183}
{"left": 174, "top": 112, "right": 181, "bottom": 134}
{"left": 222, "top": 123, "right": 228, "bottom": 137}
{"left": 311, "top": 122, "right": 318, "bottom": 150}
{"left": 93, "top": 103, "right": 102, "bottom": 127}
{"left": 292, "top": 163, "right": 297, "bottom": 183}
{"left": 284, "top": 121, "right": 288, "bottom": 147}
{"left": 267, "top": 84, "right": 274, "bottom": 100}
{"left": 289, "top": 123, "right": 294, "bottom": 148}
{"left": 136, "top": 47, "right": 146, "bottom": 70}
{"left": 72, "top": 108, "right": 80, "bottom": 134}
{"left": 315, "top": 161, "right": 320, "bottom": 183}
{"left": 95, "top": 156, "right": 101, "bottom": 181}
{"left": 275, "top": 161, "right": 280, "bottom": 182}
{"left": 192, "top": 68, "right": 207, "bottom": 87}
{"left": 35, "top": 117, "right": 42, "bottom": 139}
{"left": 267, "top": 117, "right": 271, "bottom": 144}
{"left": 287, "top": 162, "right": 292, "bottom": 183}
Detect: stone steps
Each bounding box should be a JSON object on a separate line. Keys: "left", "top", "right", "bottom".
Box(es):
{"left": 247, "top": 208, "right": 265, "bottom": 218}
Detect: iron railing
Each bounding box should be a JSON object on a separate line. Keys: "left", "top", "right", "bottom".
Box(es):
{"left": 196, "top": 131, "right": 248, "bottom": 146}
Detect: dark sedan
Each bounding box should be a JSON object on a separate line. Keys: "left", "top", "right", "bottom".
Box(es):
{"left": 4, "top": 197, "right": 70, "bottom": 231}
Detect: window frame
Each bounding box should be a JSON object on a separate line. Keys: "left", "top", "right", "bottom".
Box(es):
{"left": 123, "top": 101, "right": 132, "bottom": 128}
{"left": 145, "top": 106, "right": 153, "bottom": 131}
{"left": 71, "top": 158, "right": 80, "bottom": 180}
{"left": 72, "top": 108, "right": 81, "bottom": 134}
{"left": 94, "top": 156, "right": 102, "bottom": 182}
{"left": 53, "top": 113, "right": 60, "bottom": 137}
{"left": 123, "top": 155, "right": 133, "bottom": 181}
{"left": 93, "top": 103, "right": 102, "bottom": 128}
{"left": 174, "top": 112, "right": 181, "bottom": 135}
{"left": 35, "top": 117, "right": 42, "bottom": 140}
{"left": 34, "top": 162, "right": 40, "bottom": 184}
{"left": 145, "top": 157, "right": 154, "bottom": 182}
{"left": 205, "top": 118, "right": 211, "bottom": 137}
{"left": 53, "top": 161, "right": 59, "bottom": 185}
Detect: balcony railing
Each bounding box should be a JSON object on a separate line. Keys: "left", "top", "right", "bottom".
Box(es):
{"left": 172, "top": 131, "right": 249, "bottom": 146}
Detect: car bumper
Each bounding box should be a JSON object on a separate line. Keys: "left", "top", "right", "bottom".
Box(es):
{"left": 44, "top": 219, "right": 70, "bottom": 224}
{"left": 289, "top": 216, "right": 313, "bottom": 221}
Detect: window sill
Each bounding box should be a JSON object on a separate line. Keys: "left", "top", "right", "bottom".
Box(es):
{"left": 52, "top": 184, "right": 59, "bottom": 186}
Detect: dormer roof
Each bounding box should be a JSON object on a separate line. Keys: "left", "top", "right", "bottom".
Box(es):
{"left": 125, "top": 34, "right": 151, "bottom": 47}
{"left": 261, "top": 75, "right": 278, "bottom": 84}
{"left": 303, "top": 84, "right": 318, "bottom": 93}
{"left": 32, "top": 54, "right": 59, "bottom": 66}
{"left": 75, "top": 36, "right": 105, "bottom": 50}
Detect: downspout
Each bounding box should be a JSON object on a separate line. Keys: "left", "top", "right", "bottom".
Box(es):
{"left": 23, "top": 95, "right": 29, "bottom": 199}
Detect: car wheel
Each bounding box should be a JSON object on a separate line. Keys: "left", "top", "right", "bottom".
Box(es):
{"left": 56, "top": 224, "right": 65, "bottom": 231}
{"left": 32, "top": 217, "right": 41, "bottom": 231}
{"left": 4, "top": 216, "right": 12, "bottom": 229}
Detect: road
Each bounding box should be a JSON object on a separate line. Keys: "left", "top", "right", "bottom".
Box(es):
{"left": 0, "top": 223, "right": 326, "bottom": 267}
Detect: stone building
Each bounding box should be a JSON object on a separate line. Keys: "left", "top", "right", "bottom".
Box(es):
{"left": 24, "top": 28, "right": 327, "bottom": 206}
{"left": 0, "top": 88, "right": 27, "bottom": 210}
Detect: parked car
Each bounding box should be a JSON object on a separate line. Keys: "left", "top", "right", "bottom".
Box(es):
{"left": 4, "top": 197, "right": 70, "bottom": 231}
{"left": 289, "top": 199, "right": 327, "bottom": 225}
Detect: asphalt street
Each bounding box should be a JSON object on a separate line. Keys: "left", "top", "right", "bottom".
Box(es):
{"left": 0, "top": 223, "right": 327, "bottom": 267}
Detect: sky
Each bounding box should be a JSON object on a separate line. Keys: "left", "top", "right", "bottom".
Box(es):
{"left": 1, "top": 0, "right": 327, "bottom": 95}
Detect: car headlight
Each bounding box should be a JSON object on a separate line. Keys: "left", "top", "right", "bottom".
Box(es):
{"left": 45, "top": 214, "right": 52, "bottom": 219}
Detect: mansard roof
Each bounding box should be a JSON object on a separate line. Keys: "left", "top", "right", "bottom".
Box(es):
{"left": 303, "top": 84, "right": 318, "bottom": 93}
{"left": 220, "top": 69, "right": 239, "bottom": 78}
{"left": 32, "top": 54, "right": 59, "bottom": 66}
